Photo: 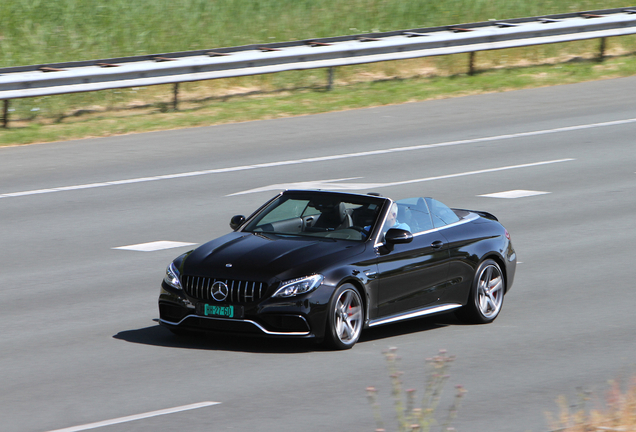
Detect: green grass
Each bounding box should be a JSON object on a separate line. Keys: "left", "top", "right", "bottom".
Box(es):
{"left": 1, "top": 0, "right": 633, "bottom": 66}
{"left": 1, "top": 0, "right": 636, "bottom": 145}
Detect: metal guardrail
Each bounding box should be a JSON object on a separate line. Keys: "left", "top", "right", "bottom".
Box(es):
{"left": 2, "top": 7, "right": 636, "bottom": 127}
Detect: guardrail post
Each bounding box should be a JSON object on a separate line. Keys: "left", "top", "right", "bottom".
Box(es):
{"left": 327, "top": 67, "right": 335, "bottom": 91}
{"left": 173, "top": 83, "right": 179, "bottom": 111}
{"left": 2, "top": 100, "right": 8, "bottom": 129}
{"left": 598, "top": 37, "right": 607, "bottom": 62}
{"left": 468, "top": 52, "right": 476, "bottom": 76}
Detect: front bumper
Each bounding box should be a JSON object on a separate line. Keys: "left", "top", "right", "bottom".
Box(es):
{"left": 158, "top": 282, "right": 331, "bottom": 339}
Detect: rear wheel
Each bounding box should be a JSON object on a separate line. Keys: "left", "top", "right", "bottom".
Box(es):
{"left": 456, "top": 259, "right": 505, "bottom": 324}
{"left": 325, "top": 284, "right": 363, "bottom": 350}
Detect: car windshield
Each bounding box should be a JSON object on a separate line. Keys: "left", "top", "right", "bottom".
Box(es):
{"left": 243, "top": 191, "right": 385, "bottom": 241}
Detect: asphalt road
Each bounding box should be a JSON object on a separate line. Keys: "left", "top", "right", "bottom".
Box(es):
{"left": 1, "top": 76, "right": 635, "bottom": 432}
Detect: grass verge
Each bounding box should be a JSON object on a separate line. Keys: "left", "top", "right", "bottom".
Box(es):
{"left": 2, "top": 48, "right": 635, "bottom": 147}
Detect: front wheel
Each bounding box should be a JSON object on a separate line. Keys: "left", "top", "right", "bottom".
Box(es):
{"left": 325, "top": 284, "right": 364, "bottom": 350}
{"left": 456, "top": 259, "right": 505, "bottom": 324}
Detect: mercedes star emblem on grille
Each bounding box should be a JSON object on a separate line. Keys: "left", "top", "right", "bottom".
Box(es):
{"left": 211, "top": 281, "right": 229, "bottom": 301}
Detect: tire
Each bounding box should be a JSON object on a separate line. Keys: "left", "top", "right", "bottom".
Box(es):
{"left": 455, "top": 259, "right": 505, "bottom": 324}
{"left": 325, "top": 284, "right": 364, "bottom": 350}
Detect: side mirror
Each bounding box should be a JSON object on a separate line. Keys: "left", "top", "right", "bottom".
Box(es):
{"left": 385, "top": 228, "right": 413, "bottom": 244}
{"left": 230, "top": 215, "right": 246, "bottom": 231}
{"left": 380, "top": 228, "right": 413, "bottom": 253}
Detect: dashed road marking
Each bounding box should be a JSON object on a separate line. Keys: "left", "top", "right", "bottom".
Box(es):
{"left": 3, "top": 116, "right": 634, "bottom": 200}
{"left": 229, "top": 159, "right": 573, "bottom": 196}
{"left": 46, "top": 401, "right": 220, "bottom": 432}
{"left": 113, "top": 241, "right": 196, "bottom": 252}
{"left": 479, "top": 190, "right": 550, "bottom": 199}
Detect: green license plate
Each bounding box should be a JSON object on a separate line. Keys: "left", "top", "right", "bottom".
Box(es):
{"left": 204, "top": 304, "right": 234, "bottom": 318}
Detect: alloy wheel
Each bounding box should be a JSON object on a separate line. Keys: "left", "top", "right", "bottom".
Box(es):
{"left": 333, "top": 288, "right": 363, "bottom": 345}
{"left": 477, "top": 264, "right": 504, "bottom": 319}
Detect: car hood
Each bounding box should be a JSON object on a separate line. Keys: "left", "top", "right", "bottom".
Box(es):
{"left": 182, "top": 232, "right": 365, "bottom": 282}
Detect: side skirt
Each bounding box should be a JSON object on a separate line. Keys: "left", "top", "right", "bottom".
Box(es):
{"left": 368, "top": 303, "right": 462, "bottom": 327}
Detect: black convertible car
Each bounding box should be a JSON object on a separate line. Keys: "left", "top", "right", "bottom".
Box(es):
{"left": 159, "top": 190, "right": 516, "bottom": 349}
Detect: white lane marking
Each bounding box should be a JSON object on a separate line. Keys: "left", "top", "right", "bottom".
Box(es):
{"left": 1, "top": 117, "right": 634, "bottom": 200}
{"left": 228, "top": 177, "right": 382, "bottom": 196}
{"left": 45, "top": 401, "right": 220, "bottom": 432}
{"left": 113, "top": 241, "right": 197, "bottom": 252}
{"left": 228, "top": 159, "right": 574, "bottom": 196}
{"left": 479, "top": 190, "right": 550, "bottom": 199}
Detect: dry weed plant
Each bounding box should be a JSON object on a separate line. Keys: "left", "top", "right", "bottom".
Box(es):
{"left": 366, "top": 348, "right": 466, "bottom": 432}
{"left": 547, "top": 376, "right": 636, "bottom": 432}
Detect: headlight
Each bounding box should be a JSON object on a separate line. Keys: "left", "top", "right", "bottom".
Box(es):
{"left": 164, "top": 262, "right": 182, "bottom": 290}
{"left": 273, "top": 274, "right": 324, "bottom": 298}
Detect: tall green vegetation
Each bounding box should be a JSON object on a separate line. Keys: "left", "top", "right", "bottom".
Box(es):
{"left": 0, "top": 0, "right": 632, "bottom": 66}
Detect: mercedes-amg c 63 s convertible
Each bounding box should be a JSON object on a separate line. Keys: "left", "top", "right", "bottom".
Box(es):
{"left": 159, "top": 189, "right": 516, "bottom": 349}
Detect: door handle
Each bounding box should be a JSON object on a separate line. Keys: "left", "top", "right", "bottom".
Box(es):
{"left": 431, "top": 240, "right": 444, "bottom": 249}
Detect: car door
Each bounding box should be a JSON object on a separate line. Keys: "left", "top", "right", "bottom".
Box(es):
{"left": 375, "top": 230, "right": 450, "bottom": 318}
{"left": 424, "top": 198, "right": 477, "bottom": 305}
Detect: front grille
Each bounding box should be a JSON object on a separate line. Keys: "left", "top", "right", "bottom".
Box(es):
{"left": 182, "top": 275, "right": 267, "bottom": 304}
